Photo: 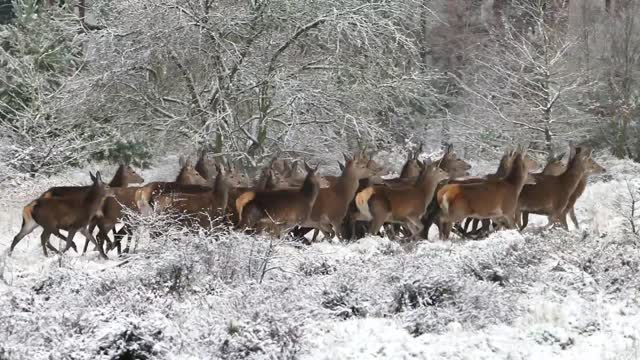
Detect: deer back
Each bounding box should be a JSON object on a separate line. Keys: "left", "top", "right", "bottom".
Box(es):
{"left": 518, "top": 147, "right": 592, "bottom": 215}
{"left": 437, "top": 149, "right": 530, "bottom": 222}
{"left": 32, "top": 172, "right": 114, "bottom": 230}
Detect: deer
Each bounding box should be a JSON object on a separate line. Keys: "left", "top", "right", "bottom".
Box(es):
{"left": 439, "top": 143, "right": 472, "bottom": 178}
{"left": 151, "top": 165, "right": 230, "bottom": 230}
{"left": 298, "top": 155, "right": 372, "bottom": 242}
{"left": 351, "top": 162, "right": 449, "bottom": 240}
{"left": 519, "top": 152, "right": 566, "bottom": 229}
{"left": 455, "top": 148, "right": 541, "bottom": 236}
{"left": 235, "top": 162, "right": 321, "bottom": 237}
{"left": 556, "top": 156, "right": 605, "bottom": 229}
{"left": 517, "top": 147, "right": 602, "bottom": 230}
{"left": 9, "top": 172, "right": 115, "bottom": 258}
{"left": 424, "top": 147, "right": 539, "bottom": 240}
{"left": 436, "top": 146, "right": 533, "bottom": 240}
{"left": 33, "top": 164, "right": 145, "bottom": 253}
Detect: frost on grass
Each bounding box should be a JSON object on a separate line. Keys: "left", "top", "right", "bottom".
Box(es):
{"left": 0, "top": 158, "right": 640, "bottom": 359}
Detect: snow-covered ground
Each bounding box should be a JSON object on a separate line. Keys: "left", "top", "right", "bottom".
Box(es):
{"left": 1, "top": 154, "right": 640, "bottom": 359}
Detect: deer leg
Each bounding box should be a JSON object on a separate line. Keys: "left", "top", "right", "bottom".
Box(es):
{"left": 9, "top": 219, "right": 40, "bottom": 256}
{"left": 569, "top": 208, "right": 579, "bottom": 229}
{"left": 369, "top": 214, "right": 387, "bottom": 239}
{"left": 48, "top": 229, "right": 78, "bottom": 253}
{"left": 310, "top": 229, "right": 320, "bottom": 242}
{"left": 385, "top": 224, "right": 396, "bottom": 240}
{"left": 331, "top": 220, "right": 343, "bottom": 241}
{"left": 40, "top": 231, "right": 52, "bottom": 257}
{"left": 80, "top": 226, "right": 107, "bottom": 259}
{"left": 118, "top": 224, "right": 133, "bottom": 255}
{"left": 62, "top": 229, "right": 78, "bottom": 253}
{"left": 405, "top": 217, "right": 423, "bottom": 241}
{"left": 462, "top": 218, "right": 473, "bottom": 233}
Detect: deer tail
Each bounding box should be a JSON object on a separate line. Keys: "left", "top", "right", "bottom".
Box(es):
{"left": 236, "top": 191, "right": 256, "bottom": 223}
{"left": 23, "top": 200, "right": 36, "bottom": 224}
{"left": 135, "top": 187, "right": 154, "bottom": 216}
{"left": 437, "top": 185, "right": 459, "bottom": 216}
{"left": 355, "top": 187, "right": 376, "bottom": 220}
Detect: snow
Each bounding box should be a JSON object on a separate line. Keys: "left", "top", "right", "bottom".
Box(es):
{"left": 1, "top": 155, "right": 640, "bottom": 359}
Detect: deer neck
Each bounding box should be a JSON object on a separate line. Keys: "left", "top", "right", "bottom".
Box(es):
{"left": 399, "top": 162, "right": 415, "bottom": 179}
{"left": 334, "top": 169, "right": 360, "bottom": 199}
{"left": 504, "top": 159, "right": 527, "bottom": 189}
{"left": 416, "top": 174, "right": 440, "bottom": 198}
{"left": 494, "top": 159, "right": 511, "bottom": 178}
{"left": 301, "top": 176, "right": 320, "bottom": 204}
{"left": 84, "top": 186, "right": 108, "bottom": 218}
{"left": 558, "top": 159, "right": 586, "bottom": 191}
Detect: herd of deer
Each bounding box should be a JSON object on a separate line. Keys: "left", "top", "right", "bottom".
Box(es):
{"left": 8, "top": 143, "right": 605, "bottom": 259}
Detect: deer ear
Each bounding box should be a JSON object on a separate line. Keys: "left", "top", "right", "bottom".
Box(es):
{"left": 89, "top": 171, "right": 96, "bottom": 182}
{"left": 407, "top": 151, "right": 413, "bottom": 161}
{"left": 343, "top": 153, "right": 350, "bottom": 162}
{"left": 338, "top": 161, "right": 345, "bottom": 171}
{"left": 446, "top": 143, "right": 453, "bottom": 154}
{"left": 95, "top": 171, "right": 103, "bottom": 183}
{"left": 416, "top": 143, "right": 424, "bottom": 158}
{"left": 557, "top": 152, "right": 565, "bottom": 161}
{"left": 304, "top": 161, "right": 313, "bottom": 173}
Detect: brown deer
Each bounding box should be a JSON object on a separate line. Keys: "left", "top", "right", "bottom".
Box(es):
{"left": 456, "top": 148, "right": 541, "bottom": 236}
{"left": 9, "top": 172, "right": 115, "bottom": 258}
{"left": 439, "top": 143, "right": 472, "bottom": 178}
{"left": 300, "top": 155, "right": 372, "bottom": 242}
{"left": 353, "top": 162, "right": 449, "bottom": 239}
{"left": 436, "top": 146, "right": 533, "bottom": 239}
{"left": 152, "top": 165, "right": 230, "bottom": 229}
{"left": 235, "top": 163, "right": 321, "bottom": 236}
{"left": 519, "top": 148, "right": 604, "bottom": 230}
{"left": 36, "top": 164, "right": 145, "bottom": 252}
{"left": 428, "top": 148, "right": 540, "bottom": 239}
{"left": 557, "top": 156, "right": 605, "bottom": 229}
{"left": 39, "top": 164, "right": 144, "bottom": 199}
{"left": 519, "top": 152, "right": 566, "bottom": 229}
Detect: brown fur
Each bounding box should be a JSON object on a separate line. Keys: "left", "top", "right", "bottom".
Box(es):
{"left": 516, "top": 147, "right": 594, "bottom": 230}
{"left": 236, "top": 164, "right": 321, "bottom": 236}
{"left": 300, "top": 157, "right": 371, "bottom": 240}
{"left": 154, "top": 171, "right": 230, "bottom": 229}
{"left": 436, "top": 148, "right": 532, "bottom": 239}
{"left": 520, "top": 151, "right": 604, "bottom": 230}
{"left": 9, "top": 172, "right": 114, "bottom": 258}
{"left": 353, "top": 164, "right": 449, "bottom": 239}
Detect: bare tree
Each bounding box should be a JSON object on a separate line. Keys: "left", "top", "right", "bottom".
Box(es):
{"left": 450, "top": 0, "right": 595, "bottom": 157}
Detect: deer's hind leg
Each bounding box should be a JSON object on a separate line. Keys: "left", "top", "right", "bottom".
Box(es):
{"left": 9, "top": 218, "right": 39, "bottom": 255}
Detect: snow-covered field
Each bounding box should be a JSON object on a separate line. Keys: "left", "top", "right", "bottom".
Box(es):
{"left": 1, "top": 155, "right": 640, "bottom": 359}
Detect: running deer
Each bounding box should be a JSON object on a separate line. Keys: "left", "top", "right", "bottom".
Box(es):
{"left": 9, "top": 172, "right": 115, "bottom": 258}
{"left": 353, "top": 162, "right": 449, "bottom": 239}
{"left": 300, "top": 155, "right": 372, "bottom": 241}
{"left": 436, "top": 146, "right": 532, "bottom": 239}
{"left": 518, "top": 148, "right": 603, "bottom": 230}
{"left": 39, "top": 164, "right": 144, "bottom": 199}
{"left": 36, "top": 164, "right": 144, "bottom": 252}
{"left": 235, "top": 163, "right": 321, "bottom": 236}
